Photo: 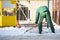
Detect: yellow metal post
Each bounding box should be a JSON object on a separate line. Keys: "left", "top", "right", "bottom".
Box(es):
{"left": 0, "top": 0, "right": 2, "bottom": 27}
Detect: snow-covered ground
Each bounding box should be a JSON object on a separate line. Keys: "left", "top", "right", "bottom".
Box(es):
{"left": 0, "top": 25, "right": 60, "bottom": 40}
{"left": 0, "top": 27, "right": 27, "bottom": 36}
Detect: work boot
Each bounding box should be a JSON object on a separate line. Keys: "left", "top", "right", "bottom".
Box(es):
{"left": 39, "top": 31, "right": 42, "bottom": 34}
{"left": 52, "top": 30, "right": 55, "bottom": 33}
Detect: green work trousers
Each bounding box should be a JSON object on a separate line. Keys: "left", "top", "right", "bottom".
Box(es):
{"left": 38, "top": 12, "right": 55, "bottom": 33}
{"left": 35, "top": 6, "right": 55, "bottom": 34}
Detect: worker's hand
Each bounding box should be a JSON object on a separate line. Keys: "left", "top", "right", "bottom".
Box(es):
{"left": 35, "top": 22, "right": 38, "bottom": 24}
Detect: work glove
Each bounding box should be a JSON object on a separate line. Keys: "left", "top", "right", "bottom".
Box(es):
{"left": 35, "top": 22, "right": 38, "bottom": 24}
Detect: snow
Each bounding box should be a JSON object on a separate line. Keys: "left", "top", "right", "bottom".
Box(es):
{"left": 25, "top": 27, "right": 60, "bottom": 35}
{"left": 0, "top": 25, "right": 60, "bottom": 40}
{"left": 0, "top": 27, "right": 27, "bottom": 36}
{"left": 0, "top": 25, "right": 60, "bottom": 36}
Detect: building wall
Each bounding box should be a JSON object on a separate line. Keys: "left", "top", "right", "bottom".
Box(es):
{"left": 19, "top": 1, "right": 52, "bottom": 23}
{"left": 30, "top": 1, "right": 52, "bottom": 22}
{"left": 52, "top": 0, "right": 60, "bottom": 25}
{"left": 30, "top": 1, "right": 47, "bottom": 22}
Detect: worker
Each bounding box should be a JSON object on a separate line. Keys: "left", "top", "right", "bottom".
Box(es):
{"left": 35, "top": 6, "right": 55, "bottom": 34}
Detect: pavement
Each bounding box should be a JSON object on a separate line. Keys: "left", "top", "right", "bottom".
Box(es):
{"left": 0, "top": 25, "right": 60, "bottom": 40}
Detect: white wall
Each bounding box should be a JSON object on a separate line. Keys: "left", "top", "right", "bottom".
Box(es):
{"left": 18, "top": 1, "right": 52, "bottom": 23}
{"left": 30, "top": 1, "right": 52, "bottom": 22}
{"left": 30, "top": 1, "right": 48, "bottom": 22}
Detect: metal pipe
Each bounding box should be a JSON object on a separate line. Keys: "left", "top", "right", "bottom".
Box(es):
{"left": 48, "top": 0, "right": 50, "bottom": 9}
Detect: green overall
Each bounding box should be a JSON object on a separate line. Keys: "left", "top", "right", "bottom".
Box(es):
{"left": 35, "top": 6, "right": 55, "bottom": 33}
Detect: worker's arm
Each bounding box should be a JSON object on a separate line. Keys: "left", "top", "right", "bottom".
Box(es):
{"left": 47, "top": 9, "right": 51, "bottom": 18}
{"left": 35, "top": 9, "right": 40, "bottom": 24}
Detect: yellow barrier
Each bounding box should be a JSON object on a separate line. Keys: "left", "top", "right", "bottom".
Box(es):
{"left": 0, "top": 0, "right": 17, "bottom": 27}
{"left": 10, "top": 0, "right": 16, "bottom": 4}
{"left": 0, "top": 16, "right": 17, "bottom": 27}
